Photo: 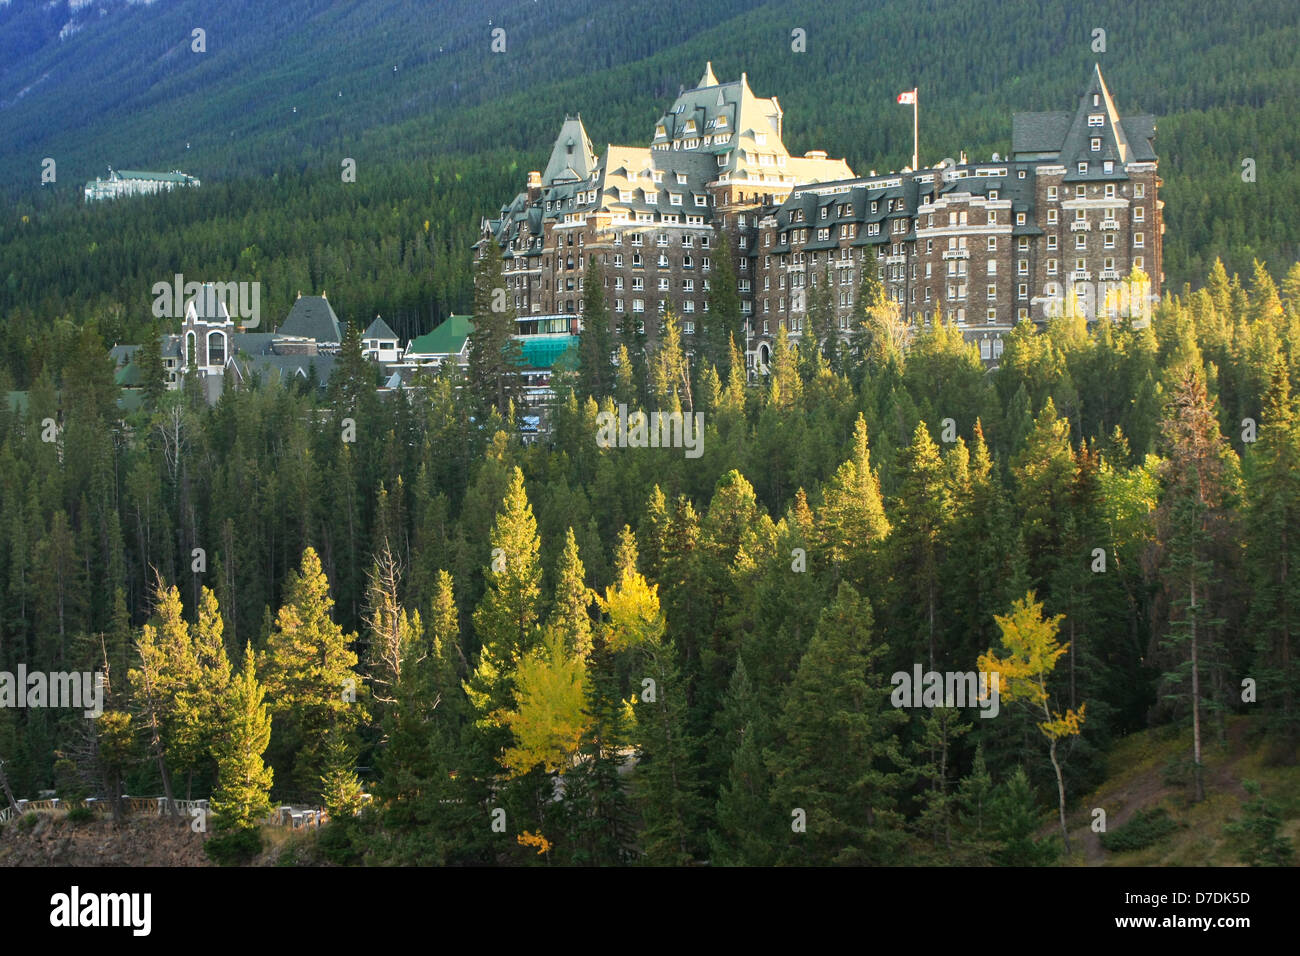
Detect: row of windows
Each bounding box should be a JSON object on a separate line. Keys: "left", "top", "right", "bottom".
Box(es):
{"left": 1046, "top": 182, "right": 1146, "bottom": 200}
{"left": 608, "top": 253, "right": 714, "bottom": 270}
{"left": 614, "top": 276, "right": 711, "bottom": 292}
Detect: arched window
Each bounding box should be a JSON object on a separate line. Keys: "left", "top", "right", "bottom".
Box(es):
{"left": 185, "top": 331, "right": 196, "bottom": 368}
{"left": 207, "top": 331, "right": 226, "bottom": 366}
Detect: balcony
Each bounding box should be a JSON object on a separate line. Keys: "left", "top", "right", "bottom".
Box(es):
{"left": 1071, "top": 271, "right": 1092, "bottom": 282}
{"left": 886, "top": 254, "right": 907, "bottom": 264}
{"left": 1069, "top": 221, "right": 1091, "bottom": 232}
{"left": 1099, "top": 269, "right": 1121, "bottom": 280}
{"left": 941, "top": 249, "right": 970, "bottom": 260}
{"left": 1100, "top": 220, "right": 1120, "bottom": 230}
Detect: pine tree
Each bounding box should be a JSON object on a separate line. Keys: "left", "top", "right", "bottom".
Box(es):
{"left": 888, "top": 421, "right": 954, "bottom": 670}
{"left": 911, "top": 705, "right": 972, "bottom": 858}
{"left": 816, "top": 412, "right": 890, "bottom": 586}
{"left": 1225, "top": 779, "right": 1294, "bottom": 866}
{"left": 262, "top": 546, "right": 364, "bottom": 798}
{"left": 988, "top": 767, "right": 1058, "bottom": 866}
{"left": 766, "top": 583, "right": 907, "bottom": 864}
{"left": 467, "top": 467, "right": 543, "bottom": 728}
{"left": 648, "top": 312, "right": 692, "bottom": 412}
{"left": 709, "top": 656, "right": 779, "bottom": 865}
{"left": 319, "top": 731, "right": 365, "bottom": 819}
{"left": 137, "top": 325, "right": 167, "bottom": 410}
{"left": 549, "top": 527, "right": 593, "bottom": 659}
{"left": 211, "top": 644, "right": 274, "bottom": 831}
{"left": 704, "top": 231, "right": 742, "bottom": 379}
{"left": 807, "top": 261, "right": 838, "bottom": 365}
{"left": 577, "top": 256, "right": 614, "bottom": 401}
{"left": 1156, "top": 363, "right": 1233, "bottom": 802}
{"left": 468, "top": 239, "right": 523, "bottom": 418}
{"left": 1244, "top": 357, "right": 1300, "bottom": 753}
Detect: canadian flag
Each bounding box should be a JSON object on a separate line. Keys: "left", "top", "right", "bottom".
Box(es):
{"left": 897, "top": 89, "right": 917, "bottom": 105}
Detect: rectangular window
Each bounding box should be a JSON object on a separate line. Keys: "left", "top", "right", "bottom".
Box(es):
{"left": 1134, "top": 183, "right": 1145, "bottom": 198}
{"left": 1078, "top": 162, "right": 1088, "bottom": 174}
{"left": 1134, "top": 233, "right": 1144, "bottom": 247}
{"left": 1047, "top": 186, "right": 1058, "bottom": 200}
{"left": 987, "top": 284, "right": 996, "bottom": 299}
{"left": 987, "top": 309, "right": 997, "bottom": 323}
{"left": 1018, "top": 283, "right": 1027, "bottom": 298}
{"left": 1090, "top": 138, "right": 1101, "bottom": 151}
{"left": 1133, "top": 207, "right": 1145, "bottom": 221}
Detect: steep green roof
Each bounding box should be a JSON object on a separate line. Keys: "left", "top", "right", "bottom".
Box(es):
{"left": 115, "top": 361, "right": 143, "bottom": 387}
{"left": 407, "top": 314, "right": 475, "bottom": 356}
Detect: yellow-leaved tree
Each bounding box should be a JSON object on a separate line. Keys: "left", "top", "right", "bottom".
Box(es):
{"left": 500, "top": 630, "right": 590, "bottom": 778}
{"left": 979, "top": 592, "right": 1086, "bottom": 855}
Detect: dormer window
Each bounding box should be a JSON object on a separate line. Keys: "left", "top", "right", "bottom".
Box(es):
{"left": 989, "top": 190, "right": 998, "bottom": 200}
{"left": 1088, "top": 114, "right": 1104, "bottom": 127}
{"left": 1091, "top": 137, "right": 1101, "bottom": 151}
{"left": 1104, "top": 161, "right": 1114, "bottom": 174}
{"left": 653, "top": 171, "right": 664, "bottom": 183}
{"left": 1078, "top": 162, "right": 1088, "bottom": 174}
{"left": 1093, "top": 93, "right": 1100, "bottom": 106}
{"left": 715, "top": 115, "right": 727, "bottom": 128}
{"left": 676, "top": 173, "right": 687, "bottom": 184}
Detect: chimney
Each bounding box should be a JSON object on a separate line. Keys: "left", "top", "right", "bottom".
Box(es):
{"left": 959, "top": 150, "right": 967, "bottom": 165}
{"left": 527, "top": 170, "right": 542, "bottom": 201}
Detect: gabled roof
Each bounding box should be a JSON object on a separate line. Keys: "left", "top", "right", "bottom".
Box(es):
{"left": 1010, "top": 63, "right": 1156, "bottom": 173}
{"left": 542, "top": 116, "right": 597, "bottom": 186}
{"left": 109, "top": 344, "right": 140, "bottom": 367}
{"left": 363, "top": 316, "right": 397, "bottom": 341}
{"left": 231, "top": 354, "right": 336, "bottom": 388}
{"left": 406, "top": 315, "right": 475, "bottom": 356}
{"left": 278, "top": 294, "right": 342, "bottom": 343}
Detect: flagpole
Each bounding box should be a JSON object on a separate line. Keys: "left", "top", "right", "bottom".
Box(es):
{"left": 912, "top": 88, "right": 919, "bottom": 171}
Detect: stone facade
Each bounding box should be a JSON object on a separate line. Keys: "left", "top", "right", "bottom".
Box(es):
{"left": 478, "top": 62, "right": 1162, "bottom": 370}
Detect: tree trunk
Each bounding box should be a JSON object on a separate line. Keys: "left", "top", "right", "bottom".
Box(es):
{"left": 1049, "top": 736, "right": 1070, "bottom": 855}
{"left": 0, "top": 757, "right": 20, "bottom": 814}
{"left": 1190, "top": 579, "right": 1204, "bottom": 803}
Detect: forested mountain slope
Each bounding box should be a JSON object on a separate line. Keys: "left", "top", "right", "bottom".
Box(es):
{"left": 1, "top": 0, "right": 1297, "bottom": 344}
